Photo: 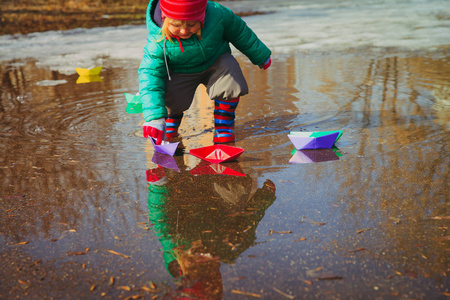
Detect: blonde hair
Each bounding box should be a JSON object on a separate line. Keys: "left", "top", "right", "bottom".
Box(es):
{"left": 158, "top": 18, "right": 202, "bottom": 42}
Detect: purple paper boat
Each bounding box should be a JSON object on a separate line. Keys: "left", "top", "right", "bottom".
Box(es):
{"left": 152, "top": 152, "right": 180, "bottom": 171}
{"left": 288, "top": 131, "right": 341, "bottom": 150}
{"left": 289, "top": 149, "right": 339, "bottom": 164}
{"left": 150, "top": 138, "right": 179, "bottom": 156}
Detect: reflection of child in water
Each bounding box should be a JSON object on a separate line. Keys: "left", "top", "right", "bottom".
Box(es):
{"left": 167, "top": 241, "right": 223, "bottom": 299}
{"left": 147, "top": 156, "right": 276, "bottom": 299}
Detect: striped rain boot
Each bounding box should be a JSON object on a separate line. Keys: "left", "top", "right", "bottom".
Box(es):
{"left": 165, "top": 113, "right": 183, "bottom": 138}
{"left": 213, "top": 97, "right": 239, "bottom": 144}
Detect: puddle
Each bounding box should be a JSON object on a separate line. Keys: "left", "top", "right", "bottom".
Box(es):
{"left": 0, "top": 51, "right": 449, "bottom": 299}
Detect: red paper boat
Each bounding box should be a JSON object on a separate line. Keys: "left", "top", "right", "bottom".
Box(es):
{"left": 189, "top": 145, "right": 244, "bottom": 164}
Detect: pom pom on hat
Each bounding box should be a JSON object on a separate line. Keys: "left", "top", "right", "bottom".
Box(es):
{"left": 161, "top": 0, "right": 207, "bottom": 26}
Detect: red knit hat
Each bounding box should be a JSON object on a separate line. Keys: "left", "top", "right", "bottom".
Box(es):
{"left": 160, "top": 0, "right": 207, "bottom": 27}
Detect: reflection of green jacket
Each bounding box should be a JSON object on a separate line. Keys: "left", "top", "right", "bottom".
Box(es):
{"left": 138, "top": 0, "right": 271, "bottom": 122}
{"left": 147, "top": 174, "right": 276, "bottom": 275}
{"left": 147, "top": 185, "right": 182, "bottom": 270}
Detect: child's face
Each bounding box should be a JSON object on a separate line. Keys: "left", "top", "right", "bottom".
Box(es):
{"left": 168, "top": 20, "right": 201, "bottom": 39}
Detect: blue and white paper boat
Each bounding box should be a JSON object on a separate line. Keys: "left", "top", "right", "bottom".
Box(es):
{"left": 288, "top": 130, "right": 342, "bottom": 150}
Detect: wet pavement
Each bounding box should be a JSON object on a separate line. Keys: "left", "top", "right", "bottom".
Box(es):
{"left": 0, "top": 50, "right": 449, "bottom": 299}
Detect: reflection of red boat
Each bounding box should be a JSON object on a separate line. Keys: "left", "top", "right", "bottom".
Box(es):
{"left": 191, "top": 161, "right": 245, "bottom": 176}
{"left": 189, "top": 145, "right": 244, "bottom": 164}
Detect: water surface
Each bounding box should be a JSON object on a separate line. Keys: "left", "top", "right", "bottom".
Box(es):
{"left": 1, "top": 48, "right": 449, "bottom": 298}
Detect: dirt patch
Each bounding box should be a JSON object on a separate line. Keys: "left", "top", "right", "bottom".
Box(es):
{"left": 0, "top": 1, "right": 265, "bottom": 36}
{"left": 0, "top": 4, "right": 147, "bottom": 35}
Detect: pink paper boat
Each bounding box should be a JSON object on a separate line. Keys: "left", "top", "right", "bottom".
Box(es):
{"left": 150, "top": 138, "right": 179, "bottom": 156}
{"left": 189, "top": 145, "right": 244, "bottom": 164}
{"left": 190, "top": 163, "right": 245, "bottom": 176}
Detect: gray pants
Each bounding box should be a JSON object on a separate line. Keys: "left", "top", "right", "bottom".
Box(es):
{"left": 164, "top": 52, "right": 248, "bottom": 115}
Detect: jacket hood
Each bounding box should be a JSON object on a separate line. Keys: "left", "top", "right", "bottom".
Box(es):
{"left": 146, "top": 0, "right": 164, "bottom": 34}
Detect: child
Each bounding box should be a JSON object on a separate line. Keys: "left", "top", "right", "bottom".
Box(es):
{"left": 139, "top": 0, "right": 271, "bottom": 145}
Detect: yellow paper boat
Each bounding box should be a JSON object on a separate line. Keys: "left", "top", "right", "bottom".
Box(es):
{"left": 76, "top": 75, "right": 103, "bottom": 84}
{"left": 75, "top": 66, "right": 103, "bottom": 76}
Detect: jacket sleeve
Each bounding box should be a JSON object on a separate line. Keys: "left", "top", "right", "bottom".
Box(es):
{"left": 221, "top": 6, "right": 271, "bottom": 66}
{"left": 138, "top": 39, "right": 169, "bottom": 122}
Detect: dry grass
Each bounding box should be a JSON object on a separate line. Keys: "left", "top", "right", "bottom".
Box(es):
{"left": 0, "top": 1, "right": 262, "bottom": 36}
{"left": 0, "top": 1, "right": 148, "bottom": 35}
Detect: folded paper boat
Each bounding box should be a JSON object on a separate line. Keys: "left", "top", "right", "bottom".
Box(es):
{"left": 124, "top": 93, "right": 143, "bottom": 113}
{"left": 190, "top": 162, "right": 245, "bottom": 176}
{"left": 289, "top": 149, "right": 340, "bottom": 164}
{"left": 75, "top": 66, "right": 103, "bottom": 76}
{"left": 150, "top": 138, "right": 179, "bottom": 156}
{"left": 126, "top": 102, "right": 143, "bottom": 114}
{"left": 288, "top": 130, "right": 342, "bottom": 150}
{"left": 189, "top": 145, "right": 244, "bottom": 164}
{"left": 124, "top": 93, "right": 142, "bottom": 104}
{"left": 76, "top": 75, "right": 103, "bottom": 84}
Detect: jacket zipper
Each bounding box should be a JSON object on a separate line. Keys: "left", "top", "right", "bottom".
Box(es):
{"left": 163, "top": 36, "right": 185, "bottom": 81}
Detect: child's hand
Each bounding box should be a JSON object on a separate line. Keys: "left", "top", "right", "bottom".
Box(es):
{"left": 259, "top": 57, "right": 271, "bottom": 70}
{"left": 143, "top": 118, "right": 166, "bottom": 145}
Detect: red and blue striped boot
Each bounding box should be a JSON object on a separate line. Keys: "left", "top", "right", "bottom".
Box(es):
{"left": 165, "top": 113, "right": 183, "bottom": 138}
{"left": 213, "top": 97, "right": 239, "bottom": 144}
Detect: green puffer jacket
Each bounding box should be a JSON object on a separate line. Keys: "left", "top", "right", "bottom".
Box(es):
{"left": 138, "top": 0, "right": 271, "bottom": 122}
